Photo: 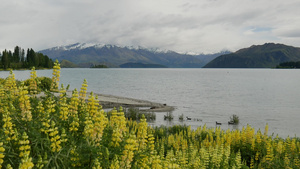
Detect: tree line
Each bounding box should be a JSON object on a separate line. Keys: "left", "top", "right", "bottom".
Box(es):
{"left": 276, "top": 61, "right": 300, "bottom": 68}
{"left": 0, "top": 46, "right": 54, "bottom": 70}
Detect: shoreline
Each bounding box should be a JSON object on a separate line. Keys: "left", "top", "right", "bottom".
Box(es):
{"left": 37, "top": 91, "right": 175, "bottom": 112}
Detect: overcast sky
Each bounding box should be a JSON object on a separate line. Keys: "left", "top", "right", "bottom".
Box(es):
{"left": 1, "top": 0, "right": 300, "bottom": 54}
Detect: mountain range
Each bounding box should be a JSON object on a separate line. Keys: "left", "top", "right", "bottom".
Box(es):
{"left": 39, "top": 43, "right": 300, "bottom": 68}
{"left": 204, "top": 43, "right": 300, "bottom": 68}
{"left": 39, "top": 43, "right": 229, "bottom": 68}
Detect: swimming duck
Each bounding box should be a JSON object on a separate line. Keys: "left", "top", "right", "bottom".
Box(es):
{"left": 216, "top": 121, "right": 222, "bottom": 125}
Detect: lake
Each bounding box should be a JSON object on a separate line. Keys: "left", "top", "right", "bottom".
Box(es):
{"left": 1, "top": 68, "right": 300, "bottom": 138}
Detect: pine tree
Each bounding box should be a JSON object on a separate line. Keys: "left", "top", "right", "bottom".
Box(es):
{"left": 21, "top": 49, "right": 26, "bottom": 68}
{"left": 13, "top": 46, "right": 21, "bottom": 63}
{"left": 1, "top": 50, "right": 9, "bottom": 69}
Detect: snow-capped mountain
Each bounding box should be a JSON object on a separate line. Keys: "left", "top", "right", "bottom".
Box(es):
{"left": 39, "top": 43, "right": 227, "bottom": 68}
{"left": 50, "top": 43, "right": 172, "bottom": 54}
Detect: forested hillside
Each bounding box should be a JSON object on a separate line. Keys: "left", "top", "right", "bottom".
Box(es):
{"left": 204, "top": 43, "right": 300, "bottom": 68}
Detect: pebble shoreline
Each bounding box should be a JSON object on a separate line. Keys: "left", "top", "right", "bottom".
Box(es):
{"left": 37, "top": 91, "right": 175, "bottom": 112}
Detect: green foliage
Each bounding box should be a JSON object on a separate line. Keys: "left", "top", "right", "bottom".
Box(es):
{"left": 123, "top": 107, "right": 156, "bottom": 121}
{"left": 23, "top": 76, "right": 52, "bottom": 92}
{"left": 229, "top": 114, "right": 239, "bottom": 124}
{"left": 124, "top": 107, "right": 139, "bottom": 120}
{"left": 178, "top": 114, "right": 184, "bottom": 121}
{"left": 0, "top": 46, "right": 53, "bottom": 70}
{"left": 0, "top": 78, "right": 5, "bottom": 85}
{"left": 276, "top": 61, "right": 300, "bottom": 68}
{"left": 164, "top": 112, "right": 173, "bottom": 121}
{"left": 90, "top": 64, "right": 108, "bottom": 68}
{"left": 37, "top": 77, "right": 52, "bottom": 91}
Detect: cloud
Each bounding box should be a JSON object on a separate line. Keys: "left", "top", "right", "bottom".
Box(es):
{"left": 1, "top": 0, "right": 300, "bottom": 53}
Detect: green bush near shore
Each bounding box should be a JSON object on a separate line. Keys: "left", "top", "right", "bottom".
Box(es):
{"left": 123, "top": 107, "right": 156, "bottom": 121}
{"left": 23, "top": 76, "right": 52, "bottom": 92}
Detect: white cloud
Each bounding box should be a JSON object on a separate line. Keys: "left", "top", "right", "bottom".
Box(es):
{"left": 1, "top": 0, "right": 300, "bottom": 53}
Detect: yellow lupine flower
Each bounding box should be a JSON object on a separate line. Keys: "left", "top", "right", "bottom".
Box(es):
{"left": 121, "top": 132, "right": 138, "bottom": 168}
{"left": 250, "top": 158, "right": 254, "bottom": 169}
{"left": 69, "top": 117, "right": 80, "bottom": 132}
{"left": 137, "top": 114, "right": 148, "bottom": 151}
{"left": 49, "top": 121, "right": 62, "bottom": 152}
{"left": 29, "top": 67, "right": 38, "bottom": 95}
{"left": 264, "top": 123, "right": 269, "bottom": 137}
{"left": 2, "top": 109, "right": 16, "bottom": 141}
{"left": 69, "top": 88, "right": 79, "bottom": 118}
{"left": 19, "top": 154, "right": 34, "bottom": 169}
{"left": 92, "top": 158, "right": 102, "bottom": 169}
{"left": 265, "top": 141, "right": 273, "bottom": 162}
{"left": 4, "top": 70, "right": 18, "bottom": 97}
{"left": 0, "top": 142, "right": 4, "bottom": 169}
{"left": 255, "top": 151, "right": 259, "bottom": 161}
{"left": 19, "top": 85, "right": 32, "bottom": 121}
{"left": 58, "top": 84, "right": 69, "bottom": 121}
{"left": 110, "top": 125, "right": 122, "bottom": 147}
{"left": 50, "top": 59, "right": 61, "bottom": 92}
{"left": 79, "top": 79, "right": 88, "bottom": 100}
{"left": 151, "top": 155, "right": 163, "bottom": 169}
{"left": 70, "top": 146, "right": 81, "bottom": 167}
{"left": 93, "top": 108, "right": 108, "bottom": 143}
{"left": 110, "top": 156, "right": 120, "bottom": 169}
{"left": 18, "top": 132, "right": 34, "bottom": 169}
{"left": 256, "top": 130, "right": 262, "bottom": 144}
{"left": 235, "top": 151, "right": 242, "bottom": 169}
{"left": 276, "top": 140, "right": 283, "bottom": 155}
{"left": 290, "top": 138, "right": 296, "bottom": 154}
{"left": 117, "top": 107, "right": 128, "bottom": 133}
{"left": 83, "top": 115, "right": 94, "bottom": 141}
{"left": 87, "top": 92, "right": 100, "bottom": 117}
{"left": 148, "top": 132, "right": 155, "bottom": 154}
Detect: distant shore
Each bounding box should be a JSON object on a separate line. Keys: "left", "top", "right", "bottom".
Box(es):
{"left": 37, "top": 91, "right": 174, "bottom": 112}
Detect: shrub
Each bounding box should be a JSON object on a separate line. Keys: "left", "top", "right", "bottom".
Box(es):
{"left": 124, "top": 107, "right": 139, "bottom": 120}
{"left": 164, "top": 112, "right": 173, "bottom": 121}
{"left": 124, "top": 107, "right": 156, "bottom": 121}
{"left": 23, "top": 76, "right": 52, "bottom": 92}
{"left": 179, "top": 114, "right": 184, "bottom": 121}
{"left": 229, "top": 114, "right": 239, "bottom": 124}
{"left": 37, "top": 76, "right": 52, "bottom": 92}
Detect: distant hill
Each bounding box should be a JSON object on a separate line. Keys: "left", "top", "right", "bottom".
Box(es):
{"left": 204, "top": 43, "right": 300, "bottom": 68}
{"left": 39, "top": 43, "right": 226, "bottom": 68}
{"left": 120, "top": 62, "right": 168, "bottom": 68}
{"left": 60, "top": 59, "right": 78, "bottom": 68}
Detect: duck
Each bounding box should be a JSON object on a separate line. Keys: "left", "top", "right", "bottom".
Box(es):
{"left": 186, "top": 116, "right": 192, "bottom": 120}
{"left": 216, "top": 121, "right": 222, "bottom": 125}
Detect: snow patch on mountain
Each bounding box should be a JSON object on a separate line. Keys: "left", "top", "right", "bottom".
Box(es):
{"left": 50, "top": 43, "right": 172, "bottom": 54}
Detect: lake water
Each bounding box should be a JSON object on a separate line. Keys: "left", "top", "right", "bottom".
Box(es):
{"left": 1, "top": 68, "right": 300, "bottom": 138}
